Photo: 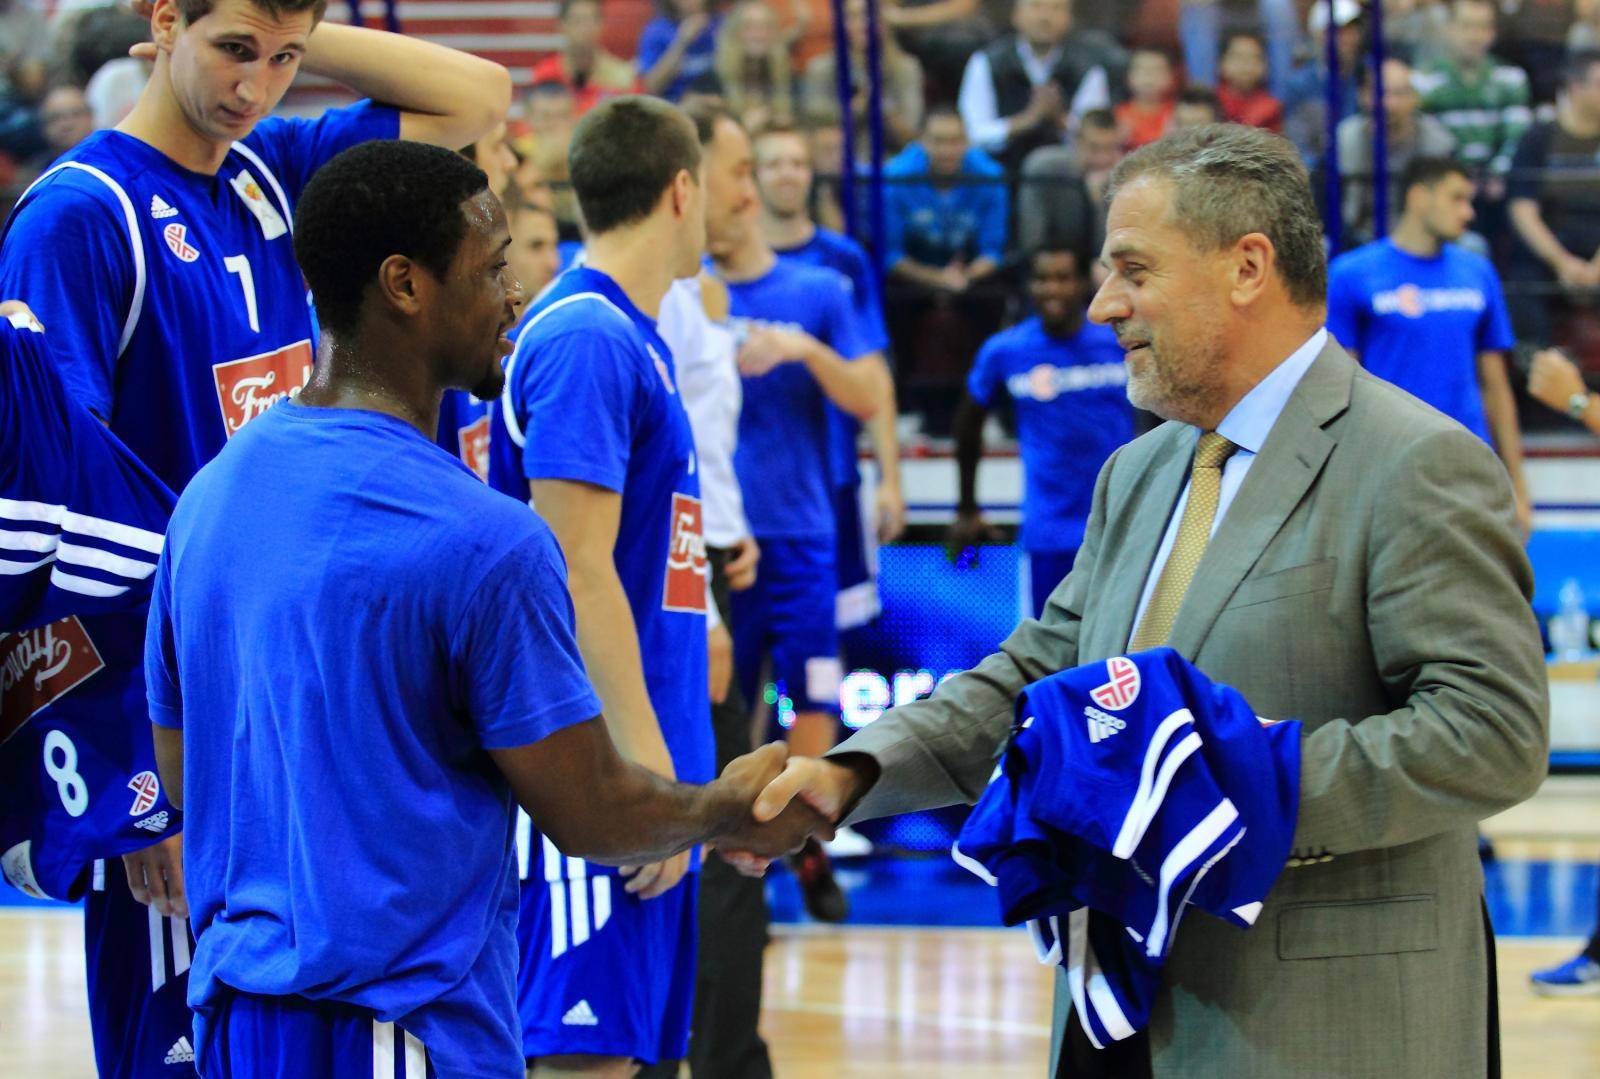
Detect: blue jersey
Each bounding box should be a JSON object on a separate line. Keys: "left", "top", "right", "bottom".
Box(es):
{"left": 436, "top": 390, "right": 492, "bottom": 482}
{"left": 774, "top": 228, "right": 889, "bottom": 491}
{"left": 967, "top": 318, "right": 1133, "bottom": 553}
{"left": 955, "top": 650, "right": 1300, "bottom": 1047}
{"left": 1326, "top": 239, "right": 1514, "bottom": 443}
{"left": 146, "top": 401, "right": 601, "bottom": 1077}
{"left": 0, "top": 101, "right": 399, "bottom": 492}
{"left": 725, "top": 260, "right": 872, "bottom": 541}
{"left": 488, "top": 266, "right": 713, "bottom": 786}
{"left": 1, "top": 313, "right": 172, "bottom": 631}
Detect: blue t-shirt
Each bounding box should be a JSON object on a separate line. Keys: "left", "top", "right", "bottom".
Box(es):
{"left": 725, "top": 260, "right": 872, "bottom": 541}
{"left": 1326, "top": 239, "right": 1513, "bottom": 443}
{"left": 774, "top": 228, "right": 890, "bottom": 490}
{"left": 636, "top": 15, "right": 722, "bottom": 101}
{"left": 0, "top": 100, "right": 399, "bottom": 492}
{"left": 967, "top": 318, "right": 1133, "bottom": 553}
{"left": 437, "top": 389, "right": 493, "bottom": 482}
{"left": 488, "top": 266, "right": 713, "bottom": 787}
{"left": 884, "top": 142, "right": 1008, "bottom": 268}
{"left": 146, "top": 401, "right": 599, "bottom": 1077}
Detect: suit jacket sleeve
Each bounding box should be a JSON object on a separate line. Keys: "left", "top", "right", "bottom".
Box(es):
{"left": 1295, "top": 424, "right": 1549, "bottom": 854}
{"left": 826, "top": 447, "right": 1114, "bottom": 824}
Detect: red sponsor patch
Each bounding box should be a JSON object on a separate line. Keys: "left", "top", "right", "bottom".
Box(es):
{"left": 1090, "top": 655, "right": 1142, "bottom": 711}
{"left": 163, "top": 222, "right": 199, "bottom": 262}
{"left": 127, "top": 771, "right": 160, "bottom": 816}
{"left": 662, "top": 493, "right": 708, "bottom": 613}
{"left": 0, "top": 618, "right": 106, "bottom": 743}
{"left": 458, "top": 415, "right": 490, "bottom": 482}
{"left": 212, "top": 339, "right": 313, "bottom": 437}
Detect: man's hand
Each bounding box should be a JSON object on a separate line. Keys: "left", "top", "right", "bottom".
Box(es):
{"left": 708, "top": 621, "right": 734, "bottom": 705}
{"left": 709, "top": 746, "right": 835, "bottom": 867}
{"left": 1022, "top": 81, "right": 1066, "bottom": 128}
{"left": 725, "top": 535, "right": 760, "bottom": 591}
{"left": 718, "top": 756, "right": 874, "bottom": 876}
{"left": 1555, "top": 253, "right": 1600, "bottom": 291}
{"left": 946, "top": 508, "right": 999, "bottom": 562}
{"left": 877, "top": 481, "right": 907, "bottom": 543}
{"left": 0, "top": 300, "right": 42, "bottom": 330}
{"left": 938, "top": 263, "right": 971, "bottom": 293}
{"left": 123, "top": 833, "right": 186, "bottom": 918}
{"left": 738, "top": 327, "right": 815, "bottom": 377}
{"left": 1527, "top": 347, "right": 1586, "bottom": 413}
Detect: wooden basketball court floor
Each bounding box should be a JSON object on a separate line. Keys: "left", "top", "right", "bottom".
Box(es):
{"left": 2, "top": 779, "right": 1598, "bottom": 1076}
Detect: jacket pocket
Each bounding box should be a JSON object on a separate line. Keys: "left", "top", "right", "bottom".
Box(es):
{"left": 1228, "top": 558, "right": 1338, "bottom": 610}
{"left": 1277, "top": 894, "right": 1439, "bottom": 959}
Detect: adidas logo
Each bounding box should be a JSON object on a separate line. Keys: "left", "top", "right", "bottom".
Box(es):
{"left": 1085, "top": 705, "right": 1126, "bottom": 744}
{"left": 149, "top": 194, "right": 179, "bottom": 219}
{"left": 164, "top": 1036, "right": 194, "bottom": 1064}
{"left": 561, "top": 1000, "right": 599, "bottom": 1027}
{"left": 134, "top": 810, "right": 170, "bottom": 834}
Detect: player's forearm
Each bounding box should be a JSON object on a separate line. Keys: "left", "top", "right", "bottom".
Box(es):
{"left": 152, "top": 725, "right": 183, "bottom": 811}
{"left": 566, "top": 560, "right": 675, "bottom": 773}
{"left": 890, "top": 258, "right": 949, "bottom": 291}
{"left": 300, "top": 23, "right": 510, "bottom": 148}
{"left": 864, "top": 359, "right": 904, "bottom": 491}
{"left": 802, "top": 341, "right": 880, "bottom": 420}
{"left": 1479, "top": 353, "right": 1529, "bottom": 498}
{"left": 642, "top": 37, "right": 695, "bottom": 94}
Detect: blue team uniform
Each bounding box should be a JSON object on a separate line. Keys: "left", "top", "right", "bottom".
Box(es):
{"left": 724, "top": 260, "right": 871, "bottom": 717}
{"left": 966, "top": 318, "right": 1133, "bottom": 617}
{"left": 436, "top": 390, "right": 493, "bottom": 482}
{"left": 1326, "top": 239, "right": 1515, "bottom": 444}
{"left": 147, "top": 400, "right": 601, "bottom": 1077}
{"left": 773, "top": 229, "right": 891, "bottom": 631}
{"left": 955, "top": 650, "right": 1300, "bottom": 1048}
{"left": 487, "top": 266, "right": 712, "bottom": 1064}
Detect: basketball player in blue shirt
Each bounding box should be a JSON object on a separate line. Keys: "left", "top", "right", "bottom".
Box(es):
{"left": 147, "top": 139, "right": 813, "bottom": 1079}
{"left": 754, "top": 124, "right": 906, "bottom": 634}
{"left": 0, "top": 0, "right": 511, "bottom": 1072}
{"left": 1327, "top": 156, "right": 1531, "bottom": 534}
{"left": 951, "top": 246, "right": 1135, "bottom": 617}
{"left": 486, "top": 97, "right": 717, "bottom": 1076}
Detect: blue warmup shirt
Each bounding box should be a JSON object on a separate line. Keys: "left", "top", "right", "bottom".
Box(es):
{"left": 145, "top": 401, "right": 601, "bottom": 1077}
{"left": 1326, "top": 239, "right": 1514, "bottom": 443}
{"left": 967, "top": 318, "right": 1133, "bottom": 553}
{"left": 636, "top": 15, "right": 722, "bottom": 101}
{"left": 883, "top": 142, "right": 1008, "bottom": 268}
{"left": 488, "top": 266, "right": 713, "bottom": 787}
{"left": 774, "top": 228, "right": 890, "bottom": 491}
{"left": 0, "top": 100, "right": 399, "bottom": 491}
{"left": 725, "top": 259, "right": 872, "bottom": 541}
{"left": 437, "top": 389, "right": 492, "bottom": 482}
{"left": 0, "top": 312, "right": 172, "bottom": 630}
{"left": 955, "top": 649, "right": 1300, "bottom": 1048}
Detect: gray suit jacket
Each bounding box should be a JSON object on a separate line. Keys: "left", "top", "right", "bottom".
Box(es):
{"left": 831, "top": 340, "right": 1549, "bottom": 1077}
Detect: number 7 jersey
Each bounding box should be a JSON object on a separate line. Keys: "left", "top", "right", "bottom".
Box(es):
{"left": 0, "top": 101, "right": 399, "bottom": 492}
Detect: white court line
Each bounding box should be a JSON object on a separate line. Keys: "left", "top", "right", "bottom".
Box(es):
{"left": 763, "top": 996, "right": 1051, "bottom": 1038}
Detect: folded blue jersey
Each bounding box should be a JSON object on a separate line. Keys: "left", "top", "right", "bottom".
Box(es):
{"left": 1, "top": 312, "right": 173, "bottom": 631}
{"left": 954, "top": 648, "right": 1300, "bottom": 1048}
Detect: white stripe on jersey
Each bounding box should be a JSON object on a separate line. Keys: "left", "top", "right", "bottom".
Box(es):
{"left": 402, "top": 1030, "right": 427, "bottom": 1078}
{"left": 49, "top": 569, "right": 130, "bottom": 597}
{"left": 227, "top": 141, "right": 294, "bottom": 230}
{"left": 1065, "top": 907, "right": 1137, "bottom": 1048}
{"left": 516, "top": 810, "right": 533, "bottom": 881}
{"left": 171, "top": 912, "right": 192, "bottom": 977}
{"left": 567, "top": 857, "right": 590, "bottom": 949}
{"left": 148, "top": 902, "right": 166, "bottom": 993}
{"left": 500, "top": 290, "right": 640, "bottom": 451}
{"left": 60, "top": 509, "right": 165, "bottom": 554}
{"left": 1147, "top": 798, "right": 1239, "bottom": 958}
{"left": 55, "top": 540, "right": 157, "bottom": 579}
{"left": 544, "top": 837, "right": 569, "bottom": 959}
{"left": 0, "top": 555, "right": 53, "bottom": 575}
{"left": 13, "top": 162, "right": 147, "bottom": 357}
{"left": 0, "top": 529, "right": 58, "bottom": 553}
{"left": 1112, "top": 709, "right": 1199, "bottom": 859}
{"left": 372, "top": 1019, "right": 395, "bottom": 1078}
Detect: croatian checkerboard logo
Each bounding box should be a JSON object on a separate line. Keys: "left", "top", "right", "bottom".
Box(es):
{"left": 1090, "top": 655, "right": 1142, "bottom": 711}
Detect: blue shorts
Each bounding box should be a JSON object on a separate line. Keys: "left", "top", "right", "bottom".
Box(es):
{"left": 730, "top": 537, "right": 842, "bottom": 716}
{"left": 194, "top": 990, "right": 437, "bottom": 1079}
{"left": 84, "top": 859, "right": 198, "bottom": 1078}
{"left": 832, "top": 483, "right": 880, "bottom": 631}
{"left": 1027, "top": 549, "right": 1079, "bottom": 620}
{"left": 517, "top": 834, "right": 697, "bottom": 1065}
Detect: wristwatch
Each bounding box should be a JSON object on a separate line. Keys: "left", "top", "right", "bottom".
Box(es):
{"left": 1569, "top": 391, "right": 1593, "bottom": 420}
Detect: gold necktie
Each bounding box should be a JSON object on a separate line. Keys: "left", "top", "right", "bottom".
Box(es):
{"left": 1130, "top": 432, "right": 1237, "bottom": 651}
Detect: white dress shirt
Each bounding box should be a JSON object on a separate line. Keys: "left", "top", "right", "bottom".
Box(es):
{"left": 1128, "top": 328, "right": 1329, "bottom": 644}
{"left": 957, "top": 40, "right": 1110, "bottom": 154}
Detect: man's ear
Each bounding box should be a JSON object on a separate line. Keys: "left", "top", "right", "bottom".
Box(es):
{"left": 671, "top": 169, "right": 696, "bottom": 220}
{"left": 376, "top": 254, "right": 429, "bottom": 320}
{"left": 150, "top": 0, "right": 185, "bottom": 51}
{"left": 1229, "top": 232, "right": 1275, "bottom": 310}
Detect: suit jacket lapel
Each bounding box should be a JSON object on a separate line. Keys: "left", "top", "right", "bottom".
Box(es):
{"left": 1091, "top": 426, "right": 1192, "bottom": 658}
{"left": 1164, "top": 342, "right": 1355, "bottom": 660}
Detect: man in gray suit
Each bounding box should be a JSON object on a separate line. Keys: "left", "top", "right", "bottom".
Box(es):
{"left": 726, "top": 124, "right": 1550, "bottom": 1077}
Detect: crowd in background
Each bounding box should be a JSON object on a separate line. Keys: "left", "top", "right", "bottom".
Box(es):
{"left": 5, "top": 0, "right": 1600, "bottom": 437}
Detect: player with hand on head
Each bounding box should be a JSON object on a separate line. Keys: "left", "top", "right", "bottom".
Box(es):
{"left": 146, "top": 140, "right": 819, "bottom": 1077}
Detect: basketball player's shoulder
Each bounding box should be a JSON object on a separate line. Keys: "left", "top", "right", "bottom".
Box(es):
{"left": 6, "top": 135, "right": 142, "bottom": 227}
{"left": 696, "top": 272, "right": 729, "bottom": 323}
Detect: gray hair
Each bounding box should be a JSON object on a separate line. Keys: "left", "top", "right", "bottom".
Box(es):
{"left": 1105, "top": 124, "right": 1327, "bottom": 309}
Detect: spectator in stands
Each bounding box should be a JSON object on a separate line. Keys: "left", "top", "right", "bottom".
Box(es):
{"left": 1217, "top": 31, "right": 1283, "bottom": 133}
{"left": 0, "top": 0, "right": 48, "bottom": 104}
{"left": 1497, "top": 0, "right": 1575, "bottom": 104}
{"left": 1176, "top": 0, "right": 1297, "bottom": 102}
{"left": 21, "top": 83, "right": 96, "bottom": 179}
{"left": 1115, "top": 47, "right": 1175, "bottom": 150}
{"left": 807, "top": 122, "right": 847, "bottom": 232}
{"left": 700, "top": 0, "right": 796, "bottom": 130}
{"left": 1327, "top": 156, "right": 1532, "bottom": 535}
{"left": 1382, "top": 0, "right": 1453, "bottom": 69}
{"left": 1170, "top": 83, "right": 1221, "bottom": 130}
{"left": 881, "top": 0, "right": 991, "bottom": 104}
{"left": 1573, "top": 0, "right": 1600, "bottom": 53}
{"left": 884, "top": 106, "right": 1007, "bottom": 429}
{"left": 1415, "top": 0, "right": 1531, "bottom": 196}
{"left": 530, "top": 0, "right": 639, "bottom": 116}
{"left": 1507, "top": 49, "right": 1600, "bottom": 343}
{"left": 1336, "top": 57, "right": 1456, "bottom": 248}
{"left": 1284, "top": 0, "right": 1365, "bottom": 162}
{"left": 956, "top": 0, "right": 1120, "bottom": 170}
{"left": 802, "top": 0, "right": 925, "bottom": 153}
{"left": 518, "top": 82, "right": 581, "bottom": 241}
{"left": 1015, "top": 106, "right": 1117, "bottom": 256}
{"left": 640, "top": 0, "right": 723, "bottom": 102}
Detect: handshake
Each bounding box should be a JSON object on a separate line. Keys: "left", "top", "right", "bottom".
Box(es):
{"left": 704, "top": 743, "right": 880, "bottom": 876}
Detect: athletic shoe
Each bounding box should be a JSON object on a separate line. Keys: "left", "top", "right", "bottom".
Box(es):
{"left": 789, "top": 837, "right": 849, "bottom": 922}
{"left": 1530, "top": 953, "right": 1600, "bottom": 997}
{"left": 822, "top": 824, "right": 874, "bottom": 859}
